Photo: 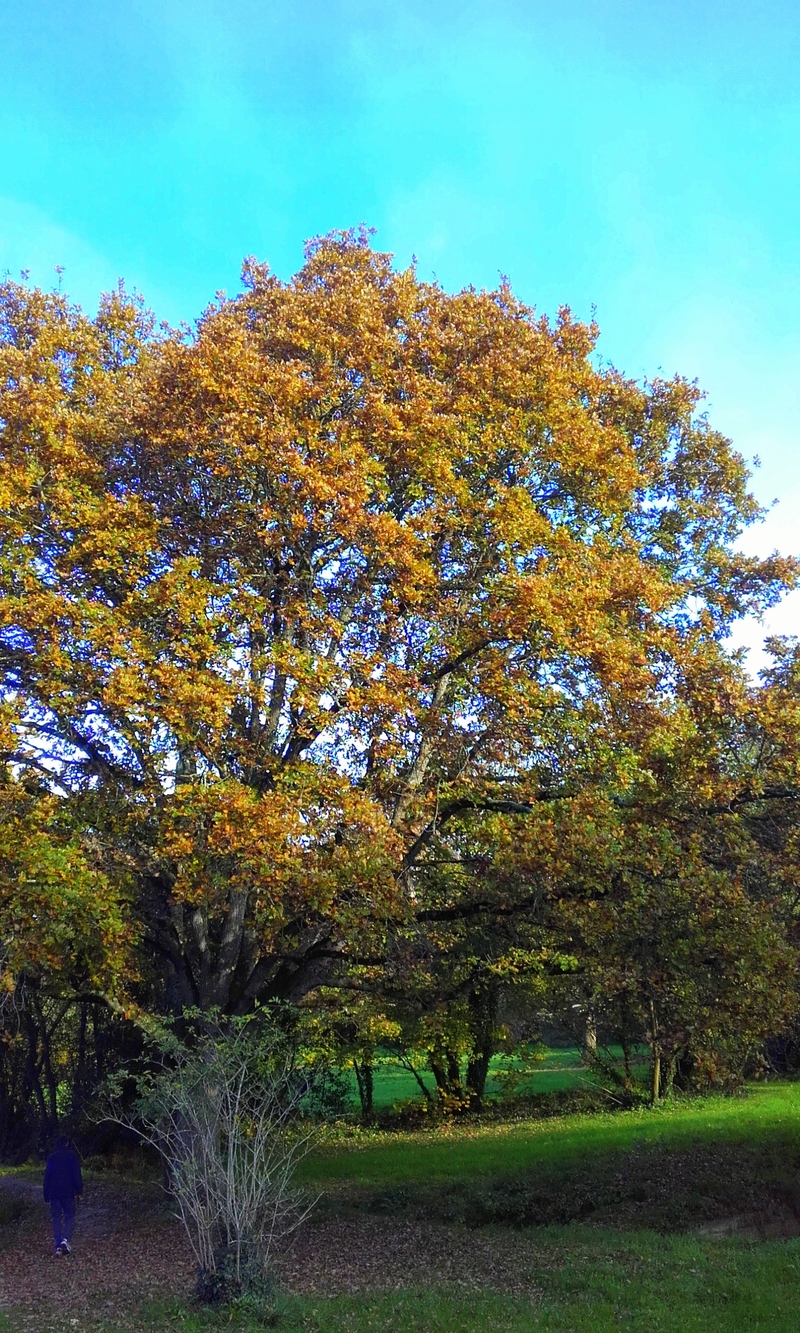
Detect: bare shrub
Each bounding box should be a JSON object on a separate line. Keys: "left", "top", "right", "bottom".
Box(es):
{"left": 109, "top": 1018, "right": 317, "bottom": 1306}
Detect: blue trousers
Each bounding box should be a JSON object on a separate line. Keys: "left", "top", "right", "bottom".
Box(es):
{"left": 49, "top": 1196, "right": 76, "bottom": 1247}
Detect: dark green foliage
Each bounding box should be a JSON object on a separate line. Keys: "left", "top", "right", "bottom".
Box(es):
{"left": 301, "top": 1067, "right": 353, "bottom": 1121}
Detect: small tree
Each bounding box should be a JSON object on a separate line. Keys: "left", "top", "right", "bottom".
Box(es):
{"left": 112, "top": 1019, "right": 317, "bottom": 1306}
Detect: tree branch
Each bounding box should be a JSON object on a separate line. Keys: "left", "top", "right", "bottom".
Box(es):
{"left": 402, "top": 795, "right": 555, "bottom": 872}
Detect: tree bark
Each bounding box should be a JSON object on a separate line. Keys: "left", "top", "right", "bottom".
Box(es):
{"left": 353, "top": 1059, "right": 374, "bottom": 1121}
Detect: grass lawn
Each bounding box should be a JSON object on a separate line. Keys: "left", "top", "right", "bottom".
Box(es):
{"left": 301, "top": 1079, "right": 800, "bottom": 1190}
{"left": 2, "top": 1080, "right": 800, "bottom": 1331}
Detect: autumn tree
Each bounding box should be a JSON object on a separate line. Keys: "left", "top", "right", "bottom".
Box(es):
{"left": 1, "top": 229, "right": 794, "bottom": 1060}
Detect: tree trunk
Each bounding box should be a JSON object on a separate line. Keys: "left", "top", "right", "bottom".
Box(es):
{"left": 465, "top": 1050, "right": 491, "bottom": 1110}
{"left": 650, "top": 1047, "right": 661, "bottom": 1104}
{"left": 582, "top": 1008, "right": 597, "bottom": 1066}
{"left": 662, "top": 1053, "right": 678, "bottom": 1101}
{"left": 23, "top": 1011, "right": 51, "bottom": 1142}
{"left": 353, "top": 1059, "right": 374, "bottom": 1121}
{"left": 466, "top": 986, "right": 499, "bottom": 1110}
{"left": 397, "top": 1054, "right": 434, "bottom": 1103}
{"left": 649, "top": 1001, "right": 661, "bottom": 1105}
{"left": 39, "top": 1021, "right": 59, "bottom": 1127}
{"left": 446, "top": 1050, "right": 463, "bottom": 1097}
{"left": 620, "top": 1032, "right": 633, "bottom": 1092}
{"left": 71, "top": 1002, "right": 90, "bottom": 1122}
{"left": 429, "top": 1055, "right": 449, "bottom": 1100}
{"left": 429, "top": 1047, "right": 464, "bottom": 1101}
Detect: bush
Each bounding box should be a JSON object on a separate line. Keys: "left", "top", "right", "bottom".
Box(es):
{"left": 108, "top": 1018, "right": 318, "bottom": 1305}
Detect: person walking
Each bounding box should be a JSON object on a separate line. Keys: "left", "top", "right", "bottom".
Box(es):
{"left": 43, "top": 1135, "right": 83, "bottom": 1255}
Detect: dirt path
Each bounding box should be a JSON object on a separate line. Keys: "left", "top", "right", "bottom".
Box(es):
{"left": 0, "top": 1176, "right": 193, "bottom": 1328}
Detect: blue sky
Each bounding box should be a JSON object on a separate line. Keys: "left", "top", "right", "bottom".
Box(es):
{"left": 2, "top": 0, "right": 798, "bottom": 664}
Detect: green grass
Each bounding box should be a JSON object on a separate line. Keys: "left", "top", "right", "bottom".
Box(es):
{"left": 302, "top": 1080, "right": 800, "bottom": 1189}
{"left": 302, "top": 1231, "right": 799, "bottom": 1333}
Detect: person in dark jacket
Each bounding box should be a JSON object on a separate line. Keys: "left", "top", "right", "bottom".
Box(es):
{"left": 42, "top": 1135, "right": 83, "bottom": 1255}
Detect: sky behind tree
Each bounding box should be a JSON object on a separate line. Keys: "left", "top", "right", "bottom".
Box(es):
{"left": 2, "top": 0, "right": 798, "bottom": 663}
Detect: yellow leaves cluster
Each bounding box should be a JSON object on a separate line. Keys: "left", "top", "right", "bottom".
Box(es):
{"left": 162, "top": 768, "right": 403, "bottom": 942}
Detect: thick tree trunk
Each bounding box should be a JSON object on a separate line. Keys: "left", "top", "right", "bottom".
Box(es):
{"left": 429, "top": 1048, "right": 464, "bottom": 1101}
{"left": 38, "top": 1018, "right": 59, "bottom": 1127}
{"left": 465, "top": 1051, "right": 491, "bottom": 1110}
{"left": 662, "top": 1053, "right": 678, "bottom": 1101}
{"left": 429, "top": 1055, "right": 448, "bottom": 1099}
{"left": 23, "top": 1011, "right": 51, "bottom": 1142}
